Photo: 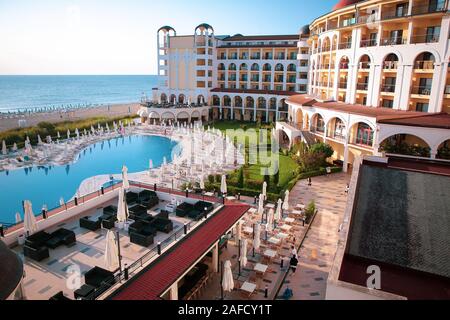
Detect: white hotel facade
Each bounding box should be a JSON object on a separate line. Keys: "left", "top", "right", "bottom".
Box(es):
{"left": 140, "top": 0, "right": 450, "bottom": 173}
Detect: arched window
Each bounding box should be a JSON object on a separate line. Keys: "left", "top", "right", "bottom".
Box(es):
{"left": 229, "top": 63, "right": 237, "bottom": 71}
{"left": 251, "top": 63, "right": 260, "bottom": 71}
{"left": 263, "top": 63, "right": 272, "bottom": 71}
{"left": 240, "top": 63, "right": 248, "bottom": 71}
{"left": 383, "top": 53, "right": 399, "bottom": 70}
{"left": 275, "top": 64, "right": 284, "bottom": 72}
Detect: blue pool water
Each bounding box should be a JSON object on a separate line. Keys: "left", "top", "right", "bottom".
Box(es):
{"left": 0, "top": 135, "right": 179, "bottom": 224}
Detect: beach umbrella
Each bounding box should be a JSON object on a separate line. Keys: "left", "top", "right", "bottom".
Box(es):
{"left": 26, "top": 136, "right": 30, "bottom": 144}
{"left": 83, "top": 129, "right": 87, "bottom": 136}
{"left": 222, "top": 260, "right": 234, "bottom": 293}
{"left": 220, "top": 175, "right": 227, "bottom": 195}
{"left": 253, "top": 223, "right": 261, "bottom": 252}
{"left": 2, "top": 140, "right": 7, "bottom": 155}
{"left": 67, "top": 130, "right": 71, "bottom": 140}
{"left": 258, "top": 194, "right": 265, "bottom": 216}
{"left": 15, "top": 212, "right": 22, "bottom": 224}
{"left": 262, "top": 182, "right": 267, "bottom": 200}
{"left": 37, "top": 135, "right": 43, "bottom": 145}
{"left": 117, "top": 188, "right": 128, "bottom": 223}
{"left": 91, "top": 126, "right": 95, "bottom": 134}
{"left": 283, "top": 190, "right": 290, "bottom": 212}
{"left": 57, "top": 132, "right": 61, "bottom": 139}
{"left": 104, "top": 231, "right": 120, "bottom": 271}
{"left": 275, "top": 199, "right": 283, "bottom": 223}
{"left": 75, "top": 128, "right": 80, "bottom": 139}
{"left": 149, "top": 159, "right": 153, "bottom": 170}
{"left": 12, "top": 143, "right": 18, "bottom": 152}
{"left": 59, "top": 197, "right": 65, "bottom": 206}
{"left": 199, "top": 174, "right": 205, "bottom": 190}
{"left": 122, "top": 166, "right": 130, "bottom": 189}
{"left": 240, "top": 239, "right": 248, "bottom": 268}
{"left": 266, "top": 209, "right": 274, "bottom": 232}
{"left": 98, "top": 123, "right": 101, "bottom": 131}
{"left": 24, "top": 200, "right": 38, "bottom": 236}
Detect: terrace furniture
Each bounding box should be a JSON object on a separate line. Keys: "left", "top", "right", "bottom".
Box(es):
{"left": 84, "top": 266, "right": 115, "bottom": 289}
{"left": 126, "top": 192, "right": 139, "bottom": 205}
{"left": 138, "top": 190, "right": 157, "bottom": 201}
{"left": 101, "top": 214, "right": 118, "bottom": 230}
{"left": 187, "top": 209, "right": 205, "bottom": 221}
{"left": 128, "top": 220, "right": 154, "bottom": 235}
{"left": 128, "top": 205, "right": 149, "bottom": 221}
{"left": 176, "top": 203, "right": 194, "bottom": 218}
{"left": 49, "top": 291, "right": 72, "bottom": 301}
{"left": 194, "top": 201, "right": 214, "bottom": 215}
{"left": 103, "top": 205, "right": 118, "bottom": 216}
{"left": 130, "top": 227, "right": 156, "bottom": 247}
{"left": 23, "top": 231, "right": 51, "bottom": 262}
{"left": 45, "top": 228, "right": 76, "bottom": 249}
{"left": 23, "top": 244, "right": 50, "bottom": 262}
{"left": 74, "top": 284, "right": 96, "bottom": 300}
{"left": 151, "top": 217, "right": 173, "bottom": 234}
{"left": 80, "top": 216, "right": 102, "bottom": 231}
{"left": 240, "top": 281, "right": 257, "bottom": 298}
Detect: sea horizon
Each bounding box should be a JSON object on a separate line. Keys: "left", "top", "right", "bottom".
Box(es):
{"left": 0, "top": 75, "right": 159, "bottom": 112}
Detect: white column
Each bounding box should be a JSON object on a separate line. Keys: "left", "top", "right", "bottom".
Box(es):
{"left": 212, "top": 243, "right": 219, "bottom": 273}
{"left": 169, "top": 282, "right": 178, "bottom": 300}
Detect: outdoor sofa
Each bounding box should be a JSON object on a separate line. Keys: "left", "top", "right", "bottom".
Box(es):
{"left": 23, "top": 231, "right": 51, "bottom": 262}
{"left": 84, "top": 266, "right": 115, "bottom": 289}
{"left": 79, "top": 216, "right": 102, "bottom": 231}
{"left": 45, "top": 228, "right": 76, "bottom": 249}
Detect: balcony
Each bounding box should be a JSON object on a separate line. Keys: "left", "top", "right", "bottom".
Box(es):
{"left": 311, "top": 126, "right": 325, "bottom": 134}
{"left": 381, "top": 84, "right": 396, "bottom": 93}
{"left": 250, "top": 55, "right": 261, "bottom": 60}
{"left": 381, "top": 7, "right": 409, "bottom": 20}
{"left": 218, "top": 55, "right": 227, "bottom": 60}
{"left": 360, "top": 39, "right": 377, "bottom": 48}
{"left": 338, "top": 82, "right": 348, "bottom": 89}
{"left": 338, "top": 42, "right": 352, "bottom": 50}
{"left": 380, "top": 37, "right": 407, "bottom": 46}
{"left": 383, "top": 61, "right": 398, "bottom": 70}
{"left": 339, "top": 17, "right": 356, "bottom": 28}
{"left": 263, "top": 77, "right": 271, "bottom": 83}
{"left": 414, "top": 60, "right": 435, "bottom": 70}
{"left": 411, "top": 2, "right": 446, "bottom": 15}
{"left": 410, "top": 34, "right": 440, "bottom": 44}
{"left": 251, "top": 77, "right": 260, "bottom": 82}
{"left": 411, "top": 86, "right": 432, "bottom": 96}
{"left": 275, "top": 54, "right": 286, "bottom": 60}
{"left": 357, "top": 83, "right": 369, "bottom": 91}
{"left": 229, "top": 54, "right": 238, "bottom": 60}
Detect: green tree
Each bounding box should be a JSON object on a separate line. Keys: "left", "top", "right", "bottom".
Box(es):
{"left": 237, "top": 167, "right": 244, "bottom": 188}
{"left": 310, "top": 143, "right": 334, "bottom": 159}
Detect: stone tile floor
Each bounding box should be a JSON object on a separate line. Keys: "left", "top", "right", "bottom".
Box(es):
{"left": 277, "top": 173, "right": 351, "bottom": 300}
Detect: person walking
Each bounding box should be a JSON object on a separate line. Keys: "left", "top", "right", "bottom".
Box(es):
{"left": 345, "top": 184, "right": 350, "bottom": 194}
{"left": 290, "top": 255, "right": 299, "bottom": 275}
{"left": 308, "top": 177, "right": 312, "bottom": 187}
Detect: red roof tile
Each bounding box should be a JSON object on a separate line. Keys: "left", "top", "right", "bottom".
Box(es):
{"left": 287, "top": 94, "right": 450, "bottom": 129}
{"left": 110, "top": 204, "right": 250, "bottom": 300}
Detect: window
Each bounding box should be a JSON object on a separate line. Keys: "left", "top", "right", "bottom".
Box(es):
{"left": 395, "top": 3, "right": 408, "bottom": 17}
{"left": 355, "top": 124, "right": 374, "bottom": 146}
{"left": 416, "top": 103, "right": 429, "bottom": 112}
{"left": 426, "top": 26, "right": 440, "bottom": 43}
{"left": 382, "top": 99, "right": 394, "bottom": 108}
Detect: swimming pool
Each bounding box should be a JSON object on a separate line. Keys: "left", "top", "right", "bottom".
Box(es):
{"left": 0, "top": 135, "right": 179, "bottom": 224}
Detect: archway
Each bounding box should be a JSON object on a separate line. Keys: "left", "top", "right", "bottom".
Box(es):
{"left": 257, "top": 97, "right": 266, "bottom": 109}
{"left": 169, "top": 94, "right": 177, "bottom": 104}
{"left": 197, "top": 95, "right": 206, "bottom": 105}
{"left": 178, "top": 94, "right": 186, "bottom": 104}
{"left": 311, "top": 114, "right": 325, "bottom": 133}
{"left": 246, "top": 97, "right": 255, "bottom": 108}
{"left": 212, "top": 95, "right": 220, "bottom": 106}
{"left": 160, "top": 93, "right": 168, "bottom": 103}
{"left": 223, "top": 95, "right": 231, "bottom": 107}
{"left": 234, "top": 96, "right": 243, "bottom": 108}
{"left": 349, "top": 122, "right": 375, "bottom": 148}
{"left": 380, "top": 134, "right": 432, "bottom": 158}
{"left": 437, "top": 139, "right": 450, "bottom": 160}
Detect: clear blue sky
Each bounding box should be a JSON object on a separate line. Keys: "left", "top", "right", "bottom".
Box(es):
{"left": 0, "top": 0, "right": 336, "bottom": 75}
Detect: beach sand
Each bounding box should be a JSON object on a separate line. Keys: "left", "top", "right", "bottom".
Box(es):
{"left": 0, "top": 103, "right": 141, "bottom": 132}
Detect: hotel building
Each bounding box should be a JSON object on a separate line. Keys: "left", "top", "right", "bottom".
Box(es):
{"left": 152, "top": 24, "right": 311, "bottom": 123}
{"left": 277, "top": 0, "right": 450, "bottom": 172}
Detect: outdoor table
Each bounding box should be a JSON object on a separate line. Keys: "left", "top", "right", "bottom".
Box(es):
{"left": 268, "top": 237, "right": 281, "bottom": 245}
{"left": 284, "top": 218, "right": 295, "bottom": 224}
{"left": 254, "top": 263, "right": 268, "bottom": 274}
{"left": 291, "top": 210, "right": 303, "bottom": 216}
{"left": 280, "top": 225, "right": 293, "bottom": 232}
{"left": 276, "top": 233, "right": 289, "bottom": 240}
{"left": 265, "top": 204, "right": 276, "bottom": 210}
{"left": 264, "top": 249, "right": 277, "bottom": 259}
{"left": 243, "top": 227, "right": 253, "bottom": 234}
{"left": 241, "top": 282, "right": 257, "bottom": 296}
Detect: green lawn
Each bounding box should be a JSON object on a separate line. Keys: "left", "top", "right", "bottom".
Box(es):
{"left": 206, "top": 121, "right": 299, "bottom": 193}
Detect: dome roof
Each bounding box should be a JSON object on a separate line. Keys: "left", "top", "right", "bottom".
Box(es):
{"left": 157, "top": 26, "right": 176, "bottom": 33}
{"left": 0, "top": 241, "right": 23, "bottom": 300}
{"left": 195, "top": 23, "right": 214, "bottom": 31}
{"left": 299, "top": 25, "right": 310, "bottom": 36}
{"left": 333, "top": 0, "right": 363, "bottom": 10}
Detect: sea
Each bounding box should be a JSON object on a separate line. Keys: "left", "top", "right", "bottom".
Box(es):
{"left": 0, "top": 75, "right": 159, "bottom": 112}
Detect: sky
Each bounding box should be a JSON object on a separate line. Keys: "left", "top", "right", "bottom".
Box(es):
{"left": 0, "top": 0, "right": 336, "bottom": 75}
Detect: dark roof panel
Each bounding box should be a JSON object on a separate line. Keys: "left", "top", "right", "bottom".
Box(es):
{"left": 0, "top": 241, "right": 23, "bottom": 300}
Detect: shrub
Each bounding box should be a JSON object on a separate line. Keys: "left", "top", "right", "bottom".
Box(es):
{"left": 237, "top": 167, "right": 244, "bottom": 188}
{"left": 310, "top": 143, "right": 334, "bottom": 159}
{"left": 304, "top": 201, "right": 316, "bottom": 224}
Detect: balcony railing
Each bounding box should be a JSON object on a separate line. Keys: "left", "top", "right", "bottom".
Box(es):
{"left": 381, "top": 84, "right": 396, "bottom": 93}
{"left": 357, "top": 83, "right": 369, "bottom": 91}
{"left": 381, "top": 8, "right": 409, "bottom": 20}
{"left": 380, "top": 37, "right": 407, "bottom": 46}
{"left": 360, "top": 39, "right": 377, "bottom": 48}
{"left": 414, "top": 60, "right": 435, "bottom": 70}
{"left": 358, "top": 62, "right": 371, "bottom": 69}
{"left": 338, "top": 82, "right": 348, "bottom": 89}
{"left": 411, "top": 86, "right": 432, "bottom": 95}
{"left": 410, "top": 34, "right": 440, "bottom": 44}
{"left": 412, "top": 2, "right": 446, "bottom": 15}
{"left": 339, "top": 17, "right": 356, "bottom": 28}
{"left": 263, "top": 77, "right": 271, "bottom": 82}
{"left": 338, "top": 42, "right": 352, "bottom": 50}
{"left": 445, "top": 85, "right": 450, "bottom": 95}
{"left": 250, "top": 55, "right": 261, "bottom": 60}
{"left": 383, "top": 61, "right": 398, "bottom": 70}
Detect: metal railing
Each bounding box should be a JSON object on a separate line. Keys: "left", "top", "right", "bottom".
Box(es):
{"left": 380, "top": 37, "right": 407, "bottom": 46}
{"left": 411, "top": 86, "right": 432, "bottom": 95}
{"left": 410, "top": 34, "right": 440, "bottom": 44}
{"left": 357, "top": 83, "right": 369, "bottom": 91}
{"left": 360, "top": 39, "right": 377, "bottom": 48}
{"left": 414, "top": 60, "right": 435, "bottom": 70}
{"left": 381, "top": 84, "right": 396, "bottom": 93}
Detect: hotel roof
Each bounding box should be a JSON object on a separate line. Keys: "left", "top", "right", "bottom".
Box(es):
{"left": 110, "top": 204, "right": 250, "bottom": 300}
{"left": 287, "top": 94, "right": 450, "bottom": 129}
{"left": 221, "top": 34, "right": 299, "bottom": 41}
{"left": 340, "top": 158, "right": 450, "bottom": 299}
